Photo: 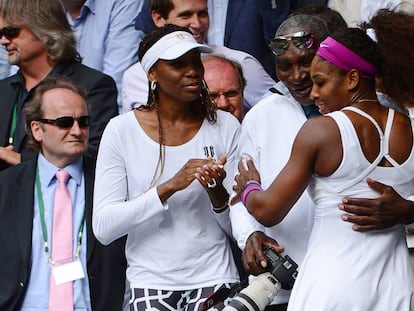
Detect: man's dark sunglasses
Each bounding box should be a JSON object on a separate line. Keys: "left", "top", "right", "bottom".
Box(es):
{"left": 36, "top": 116, "right": 91, "bottom": 129}
{"left": 0, "top": 26, "right": 22, "bottom": 40}
{"left": 269, "top": 32, "right": 314, "bottom": 56}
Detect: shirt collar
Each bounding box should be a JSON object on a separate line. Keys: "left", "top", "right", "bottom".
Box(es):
{"left": 37, "top": 153, "right": 83, "bottom": 187}
{"left": 10, "top": 70, "right": 25, "bottom": 87}
{"left": 80, "top": 0, "right": 95, "bottom": 16}
{"left": 10, "top": 64, "right": 61, "bottom": 88}
{"left": 274, "top": 81, "right": 320, "bottom": 119}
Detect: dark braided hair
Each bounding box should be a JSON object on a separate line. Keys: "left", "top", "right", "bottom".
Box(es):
{"left": 137, "top": 24, "right": 217, "bottom": 187}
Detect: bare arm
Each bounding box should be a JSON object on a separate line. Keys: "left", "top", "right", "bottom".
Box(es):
{"left": 339, "top": 178, "right": 414, "bottom": 231}
{"left": 231, "top": 116, "right": 341, "bottom": 227}
{"left": 231, "top": 119, "right": 330, "bottom": 226}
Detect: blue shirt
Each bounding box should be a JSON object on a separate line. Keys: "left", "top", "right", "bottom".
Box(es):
{"left": 65, "top": 0, "right": 142, "bottom": 111}
{"left": 0, "top": 46, "right": 10, "bottom": 79}
{"left": 207, "top": 0, "right": 228, "bottom": 45}
{"left": 21, "top": 154, "right": 90, "bottom": 311}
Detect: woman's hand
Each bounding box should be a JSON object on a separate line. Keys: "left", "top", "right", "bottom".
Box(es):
{"left": 194, "top": 155, "right": 230, "bottom": 209}
{"left": 158, "top": 158, "right": 215, "bottom": 202}
{"left": 231, "top": 155, "right": 261, "bottom": 205}
{"left": 194, "top": 155, "right": 227, "bottom": 189}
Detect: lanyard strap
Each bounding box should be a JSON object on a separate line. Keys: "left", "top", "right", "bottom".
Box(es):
{"left": 35, "top": 167, "right": 85, "bottom": 263}
{"left": 8, "top": 102, "right": 18, "bottom": 145}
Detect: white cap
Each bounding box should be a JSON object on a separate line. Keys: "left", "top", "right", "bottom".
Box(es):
{"left": 141, "top": 30, "right": 212, "bottom": 73}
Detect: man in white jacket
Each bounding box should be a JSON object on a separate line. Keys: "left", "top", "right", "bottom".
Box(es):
{"left": 229, "top": 14, "right": 329, "bottom": 311}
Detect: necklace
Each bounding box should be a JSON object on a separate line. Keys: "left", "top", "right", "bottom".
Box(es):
{"left": 356, "top": 99, "right": 378, "bottom": 103}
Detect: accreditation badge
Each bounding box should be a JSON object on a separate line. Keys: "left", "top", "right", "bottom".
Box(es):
{"left": 52, "top": 258, "right": 85, "bottom": 284}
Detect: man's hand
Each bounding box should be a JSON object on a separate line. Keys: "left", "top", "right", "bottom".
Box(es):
{"left": 339, "top": 178, "right": 414, "bottom": 231}
{"left": 0, "top": 146, "right": 21, "bottom": 167}
{"left": 242, "top": 231, "right": 284, "bottom": 275}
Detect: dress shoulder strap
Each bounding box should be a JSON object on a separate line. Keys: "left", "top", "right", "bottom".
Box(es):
{"left": 332, "top": 107, "right": 399, "bottom": 192}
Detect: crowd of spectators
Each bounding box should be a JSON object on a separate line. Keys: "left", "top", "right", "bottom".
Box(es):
{"left": 1, "top": 0, "right": 414, "bottom": 310}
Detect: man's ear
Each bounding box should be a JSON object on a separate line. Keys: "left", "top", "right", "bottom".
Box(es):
{"left": 31, "top": 121, "right": 43, "bottom": 143}
{"left": 152, "top": 10, "right": 167, "bottom": 27}
{"left": 347, "top": 69, "right": 360, "bottom": 90}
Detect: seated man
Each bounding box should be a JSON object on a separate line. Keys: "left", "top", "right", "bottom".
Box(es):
{"left": 202, "top": 54, "right": 245, "bottom": 122}
{"left": 0, "top": 77, "right": 126, "bottom": 311}
{"left": 0, "top": 0, "right": 118, "bottom": 171}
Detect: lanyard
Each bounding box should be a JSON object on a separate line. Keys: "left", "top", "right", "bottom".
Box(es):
{"left": 8, "top": 102, "right": 18, "bottom": 145}
{"left": 35, "top": 167, "right": 85, "bottom": 264}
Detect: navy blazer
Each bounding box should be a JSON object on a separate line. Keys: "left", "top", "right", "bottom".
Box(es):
{"left": 0, "top": 156, "right": 127, "bottom": 311}
{"left": 134, "top": 0, "right": 287, "bottom": 79}
{"left": 0, "top": 60, "right": 119, "bottom": 170}
{"left": 224, "top": 0, "right": 291, "bottom": 80}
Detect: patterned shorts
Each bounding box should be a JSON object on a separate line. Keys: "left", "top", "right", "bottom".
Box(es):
{"left": 129, "top": 283, "right": 232, "bottom": 311}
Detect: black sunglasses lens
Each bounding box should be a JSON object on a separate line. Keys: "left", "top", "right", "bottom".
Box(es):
{"left": 55, "top": 116, "right": 90, "bottom": 128}
{"left": 55, "top": 117, "right": 75, "bottom": 128}
{"left": 0, "top": 26, "right": 20, "bottom": 39}
{"left": 78, "top": 116, "right": 90, "bottom": 128}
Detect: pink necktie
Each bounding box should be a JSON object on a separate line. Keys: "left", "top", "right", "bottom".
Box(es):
{"left": 49, "top": 170, "right": 73, "bottom": 311}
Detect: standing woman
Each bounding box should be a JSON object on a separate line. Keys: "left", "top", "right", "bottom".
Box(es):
{"left": 232, "top": 9, "right": 414, "bottom": 310}
{"left": 93, "top": 25, "right": 240, "bottom": 310}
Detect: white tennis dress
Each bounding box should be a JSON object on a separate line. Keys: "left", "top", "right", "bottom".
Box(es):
{"left": 288, "top": 107, "right": 414, "bottom": 310}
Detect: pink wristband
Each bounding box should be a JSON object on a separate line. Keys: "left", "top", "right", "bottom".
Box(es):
{"left": 241, "top": 183, "right": 262, "bottom": 206}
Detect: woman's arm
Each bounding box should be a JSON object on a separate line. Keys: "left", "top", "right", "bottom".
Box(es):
{"left": 232, "top": 117, "right": 338, "bottom": 227}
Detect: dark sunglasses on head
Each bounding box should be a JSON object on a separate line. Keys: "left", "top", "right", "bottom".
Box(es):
{"left": 269, "top": 32, "right": 314, "bottom": 56}
{"left": 36, "top": 116, "right": 90, "bottom": 129}
{"left": 0, "top": 26, "right": 22, "bottom": 40}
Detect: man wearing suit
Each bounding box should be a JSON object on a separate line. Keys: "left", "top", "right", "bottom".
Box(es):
{"left": 220, "top": 0, "right": 290, "bottom": 81}
{"left": 0, "top": 77, "right": 127, "bottom": 311}
{"left": 0, "top": 0, "right": 118, "bottom": 171}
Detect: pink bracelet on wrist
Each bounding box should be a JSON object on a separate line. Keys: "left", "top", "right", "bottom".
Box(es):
{"left": 241, "top": 181, "right": 262, "bottom": 206}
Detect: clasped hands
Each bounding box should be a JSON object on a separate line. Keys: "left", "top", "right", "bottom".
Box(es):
{"left": 194, "top": 155, "right": 227, "bottom": 190}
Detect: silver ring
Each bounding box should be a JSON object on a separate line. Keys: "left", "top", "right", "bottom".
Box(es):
{"left": 207, "top": 178, "right": 217, "bottom": 189}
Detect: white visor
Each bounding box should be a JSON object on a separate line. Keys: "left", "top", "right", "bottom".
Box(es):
{"left": 141, "top": 31, "right": 212, "bottom": 73}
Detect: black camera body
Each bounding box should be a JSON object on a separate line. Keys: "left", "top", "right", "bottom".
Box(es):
{"left": 220, "top": 247, "right": 299, "bottom": 311}
{"left": 263, "top": 246, "right": 298, "bottom": 290}
{"left": 203, "top": 247, "right": 299, "bottom": 311}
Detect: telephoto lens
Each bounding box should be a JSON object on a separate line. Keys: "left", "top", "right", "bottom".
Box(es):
{"left": 221, "top": 247, "right": 298, "bottom": 311}
{"left": 222, "top": 272, "right": 281, "bottom": 311}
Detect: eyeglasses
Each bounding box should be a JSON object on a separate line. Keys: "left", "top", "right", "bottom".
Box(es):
{"left": 269, "top": 32, "right": 314, "bottom": 56}
{"left": 209, "top": 89, "right": 241, "bottom": 101}
{"left": 36, "top": 116, "right": 90, "bottom": 128}
{"left": 0, "top": 26, "right": 22, "bottom": 40}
